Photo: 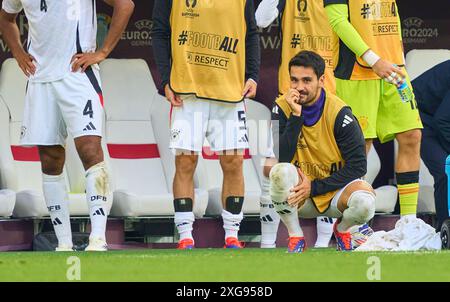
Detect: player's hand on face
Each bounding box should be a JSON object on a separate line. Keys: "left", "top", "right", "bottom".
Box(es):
{"left": 16, "top": 51, "right": 36, "bottom": 77}
{"left": 285, "top": 89, "right": 302, "bottom": 116}
{"left": 242, "top": 79, "right": 257, "bottom": 99}
{"left": 71, "top": 50, "right": 107, "bottom": 73}
{"left": 164, "top": 84, "right": 183, "bottom": 107}
{"left": 287, "top": 168, "right": 311, "bottom": 207}
{"left": 372, "top": 58, "right": 405, "bottom": 87}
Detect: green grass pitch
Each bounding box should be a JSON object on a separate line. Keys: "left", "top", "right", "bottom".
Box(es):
{"left": 0, "top": 248, "right": 449, "bottom": 282}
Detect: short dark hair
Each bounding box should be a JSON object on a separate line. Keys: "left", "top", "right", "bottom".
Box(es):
{"left": 288, "top": 50, "right": 325, "bottom": 78}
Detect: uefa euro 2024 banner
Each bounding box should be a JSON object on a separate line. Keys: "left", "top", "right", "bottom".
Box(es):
{"left": 0, "top": 0, "right": 448, "bottom": 108}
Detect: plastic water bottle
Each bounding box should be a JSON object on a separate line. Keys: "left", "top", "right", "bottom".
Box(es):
{"left": 397, "top": 81, "right": 414, "bottom": 103}
{"left": 446, "top": 155, "right": 450, "bottom": 216}
{"left": 392, "top": 64, "right": 413, "bottom": 103}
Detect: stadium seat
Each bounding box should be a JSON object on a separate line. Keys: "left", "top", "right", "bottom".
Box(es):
{"left": 0, "top": 59, "right": 93, "bottom": 217}
{"left": 0, "top": 189, "right": 15, "bottom": 218}
{"left": 405, "top": 49, "right": 450, "bottom": 81}
{"left": 197, "top": 99, "right": 270, "bottom": 216}
{"left": 366, "top": 145, "right": 398, "bottom": 213}
{"left": 99, "top": 59, "right": 208, "bottom": 217}
{"left": 404, "top": 49, "right": 450, "bottom": 213}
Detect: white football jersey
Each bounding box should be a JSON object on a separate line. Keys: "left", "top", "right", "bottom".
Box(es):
{"left": 2, "top": 0, "right": 98, "bottom": 82}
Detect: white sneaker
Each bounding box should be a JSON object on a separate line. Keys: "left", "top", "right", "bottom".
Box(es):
{"left": 85, "top": 237, "right": 108, "bottom": 251}
{"left": 55, "top": 245, "right": 74, "bottom": 252}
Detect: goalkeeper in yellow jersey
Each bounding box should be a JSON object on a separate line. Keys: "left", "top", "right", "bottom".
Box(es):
{"left": 324, "top": 0, "right": 423, "bottom": 225}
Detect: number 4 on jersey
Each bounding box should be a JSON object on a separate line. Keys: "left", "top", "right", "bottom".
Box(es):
{"left": 41, "top": 0, "right": 47, "bottom": 12}
{"left": 83, "top": 100, "right": 94, "bottom": 118}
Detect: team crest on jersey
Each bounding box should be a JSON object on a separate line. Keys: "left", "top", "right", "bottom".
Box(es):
{"left": 358, "top": 116, "right": 369, "bottom": 131}
{"left": 20, "top": 126, "right": 27, "bottom": 139}
{"left": 171, "top": 129, "right": 182, "bottom": 142}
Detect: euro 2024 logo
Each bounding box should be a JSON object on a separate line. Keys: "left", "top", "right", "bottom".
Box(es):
{"left": 296, "top": 0, "right": 310, "bottom": 22}
{"left": 297, "top": 0, "right": 307, "bottom": 13}
{"left": 402, "top": 17, "right": 439, "bottom": 44}
{"left": 186, "top": 0, "right": 197, "bottom": 8}
{"left": 183, "top": 0, "right": 200, "bottom": 18}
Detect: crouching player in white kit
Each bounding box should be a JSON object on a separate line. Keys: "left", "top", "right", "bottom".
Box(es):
{"left": 270, "top": 51, "right": 375, "bottom": 252}
{"left": 0, "top": 0, "right": 134, "bottom": 251}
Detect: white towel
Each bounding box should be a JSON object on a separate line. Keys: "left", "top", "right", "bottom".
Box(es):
{"left": 355, "top": 216, "right": 441, "bottom": 251}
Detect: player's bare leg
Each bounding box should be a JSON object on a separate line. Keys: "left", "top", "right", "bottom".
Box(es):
{"left": 74, "top": 135, "right": 104, "bottom": 170}
{"left": 39, "top": 145, "right": 72, "bottom": 251}
{"left": 395, "top": 129, "right": 421, "bottom": 216}
{"left": 220, "top": 151, "right": 245, "bottom": 248}
{"left": 365, "top": 139, "right": 373, "bottom": 155}
{"left": 75, "top": 135, "right": 109, "bottom": 251}
{"left": 173, "top": 152, "right": 198, "bottom": 249}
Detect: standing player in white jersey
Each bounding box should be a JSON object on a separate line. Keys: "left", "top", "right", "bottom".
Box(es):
{"left": 0, "top": 0, "right": 134, "bottom": 251}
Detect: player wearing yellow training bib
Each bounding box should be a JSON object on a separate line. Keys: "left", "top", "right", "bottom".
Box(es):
{"left": 269, "top": 51, "right": 375, "bottom": 252}
{"left": 255, "top": 0, "right": 337, "bottom": 249}
{"left": 152, "top": 0, "right": 260, "bottom": 250}
{"left": 256, "top": 0, "right": 337, "bottom": 94}
{"left": 324, "top": 0, "right": 422, "bottom": 220}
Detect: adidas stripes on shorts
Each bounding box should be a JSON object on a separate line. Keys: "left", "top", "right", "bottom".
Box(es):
{"left": 20, "top": 65, "right": 104, "bottom": 146}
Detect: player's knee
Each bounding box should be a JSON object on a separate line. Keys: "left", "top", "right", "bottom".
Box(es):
{"left": 269, "top": 163, "right": 299, "bottom": 193}
{"left": 39, "top": 147, "right": 65, "bottom": 175}
{"left": 269, "top": 163, "right": 299, "bottom": 210}
{"left": 41, "top": 160, "right": 65, "bottom": 175}
{"left": 78, "top": 143, "right": 103, "bottom": 169}
{"left": 397, "top": 129, "right": 421, "bottom": 148}
{"left": 220, "top": 155, "right": 243, "bottom": 175}
{"left": 345, "top": 191, "right": 376, "bottom": 225}
{"left": 175, "top": 155, "right": 198, "bottom": 177}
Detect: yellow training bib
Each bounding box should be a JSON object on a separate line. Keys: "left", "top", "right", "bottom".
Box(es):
{"left": 280, "top": 0, "right": 337, "bottom": 94}
{"left": 170, "top": 0, "right": 247, "bottom": 103}
{"left": 276, "top": 90, "right": 347, "bottom": 213}
{"left": 348, "top": 0, "right": 404, "bottom": 80}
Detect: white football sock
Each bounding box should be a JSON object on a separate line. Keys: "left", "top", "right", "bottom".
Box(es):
{"left": 174, "top": 211, "right": 195, "bottom": 241}
{"left": 43, "top": 173, "right": 72, "bottom": 248}
{"left": 222, "top": 209, "right": 243, "bottom": 239}
{"left": 272, "top": 200, "right": 303, "bottom": 237}
{"left": 260, "top": 176, "right": 280, "bottom": 248}
{"left": 269, "top": 163, "right": 303, "bottom": 237}
{"left": 86, "top": 162, "right": 110, "bottom": 240}
{"left": 315, "top": 216, "right": 335, "bottom": 248}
